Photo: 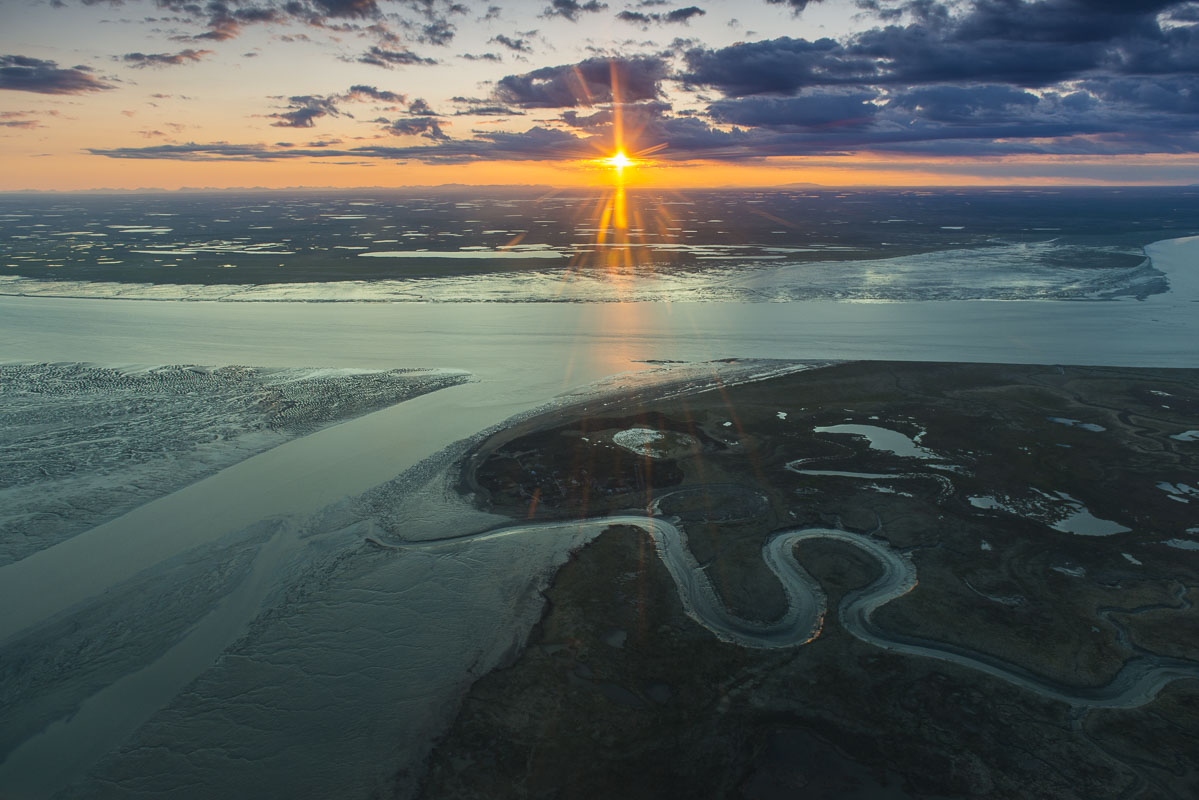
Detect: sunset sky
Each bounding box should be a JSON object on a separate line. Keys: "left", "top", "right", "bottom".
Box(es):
{"left": 3, "top": 0, "right": 1199, "bottom": 190}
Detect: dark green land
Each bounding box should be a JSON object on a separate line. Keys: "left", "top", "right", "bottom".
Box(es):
{"left": 421, "top": 362, "right": 1199, "bottom": 799}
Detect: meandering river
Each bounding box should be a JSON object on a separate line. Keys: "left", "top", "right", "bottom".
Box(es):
{"left": 406, "top": 515, "right": 1199, "bottom": 709}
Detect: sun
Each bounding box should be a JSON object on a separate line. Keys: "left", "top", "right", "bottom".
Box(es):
{"left": 603, "top": 151, "right": 635, "bottom": 170}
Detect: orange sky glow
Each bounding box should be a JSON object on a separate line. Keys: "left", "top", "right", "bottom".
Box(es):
{"left": 7, "top": 152, "right": 1199, "bottom": 193}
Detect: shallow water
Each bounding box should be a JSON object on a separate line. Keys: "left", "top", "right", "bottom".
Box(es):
{"left": 814, "top": 424, "right": 939, "bottom": 459}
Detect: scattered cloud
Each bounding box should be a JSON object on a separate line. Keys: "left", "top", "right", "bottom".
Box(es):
{"left": 267, "top": 83, "right": 410, "bottom": 127}
{"left": 0, "top": 55, "right": 113, "bottom": 94}
{"left": 384, "top": 116, "right": 449, "bottom": 139}
{"left": 408, "top": 97, "right": 440, "bottom": 115}
{"left": 346, "top": 84, "right": 407, "bottom": 104}
{"left": 0, "top": 111, "right": 43, "bottom": 129}
{"left": 121, "top": 49, "right": 212, "bottom": 68}
{"left": 357, "top": 46, "right": 438, "bottom": 68}
{"left": 495, "top": 55, "right": 667, "bottom": 107}
{"left": 617, "top": 5, "right": 705, "bottom": 26}
{"left": 491, "top": 34, "right": 532, "bottom": 53}
{"left": 417, "top": 19, "right": 456, "bottom": 45}
{"left": 541, "top": 0, "right": 608, "bottom": 21}
{"left": 763, "top": 0, "right": 824, "bottom": 12}
{"left": 310, "top": 0, "right": 381, "bottom": 18}
{"left": 451, "top": 96, "right": 526, "bottom": 116}
{"left": 452, "top": 105, "right": 523, "bottom": 115}
{"left": 269, "top": 95, "right": 344, "bottom": 128}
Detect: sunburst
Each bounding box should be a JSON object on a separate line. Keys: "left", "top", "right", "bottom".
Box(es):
{"left": 602, "top": 151, "right": 635, "bottom": 170}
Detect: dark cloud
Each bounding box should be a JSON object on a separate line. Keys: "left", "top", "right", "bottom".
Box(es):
{"left": 617, "top": 5, "right": 704, "bottom": 25}
{"left": 0, "top": 55, "right": 113, "bottom": 94}
{"left": 311, "top": 0, "right": 379, "bottom": 18}
{"left": 466, "top": 126, "right": 589, "bottom": 158}
{"left": 269, "top": 94, "right": 343, "bottom": 127}
{"left": 461, "top": 52, "right": 503, "bottom": 61}
{"left": 883, "top": 84, "right": 1039, "bottom": 123}
{"left": 1080, "top": 75, "right": 1199, "bottom": 115}
{"left": 541, "top": 0, "right": 608, "bottom": 21}
{"left": 689, "top": 76, "right": 1199, "bottom": 159}
{"left": 121, "top": 49, "right": 212, "bottom": 68}
{"left": 451, "top": 96, "right": 527, "bottom": 116}
{"left": 452, "top": 105, "right": 524, "bottom": 116}
{"left": 763, "top": 0, "right": 825, "bottom": 10}
{"left": 268, "top": 84, "right": 409, "bottom": 127}
{"left": 346, "top": 84, "right": 407, "bottom": 104}
{"left": 357, "top": 46, "right": 437, "bottom": 67}
{"left": 407, "top": 97, "right": 439, "bottom": 115}
{"left": 663, "top": 5, "right": 704, "bottom": 22}
{"left": 708, "top": 90, "right": 881, "bottom": 128}
{"left": 180, "top": 3, "right": 286, "bottom": 42}
{"left": 1113, "top": 21, "right": 1199, "bottom": 75}
{"left": 847, "top": 21, "right": 1102, "bottom": 87}
{"left": 418, "top": 19, "right": 456, "bottom": 45}
{"left": 495, "top": 55, "right": 667, "bottom": 107}
{"left": 491, "top": 34, "right": 532, "bottom": 52}
{"left": 681, "top": 37, "right": 875, "bottom": 96}
{"left": 384, "top": 115, "right": 449, "bottom": 139}
{"left": 951, "top": 0, "right": 1177, "bottom": 45}
{"left": 682, "top": 1, "right": 1199, "bottom": 96}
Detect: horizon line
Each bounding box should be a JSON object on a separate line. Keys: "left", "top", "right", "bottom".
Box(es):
{"left": 4, "top": 182, "right": 1199, "bottom": 195}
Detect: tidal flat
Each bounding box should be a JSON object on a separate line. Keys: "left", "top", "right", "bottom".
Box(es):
{"left": 427, "top": 361, "right": 1199, "bottom": 799}
{"left": 0, "top": 363, "right": 467, "bottom": 565}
